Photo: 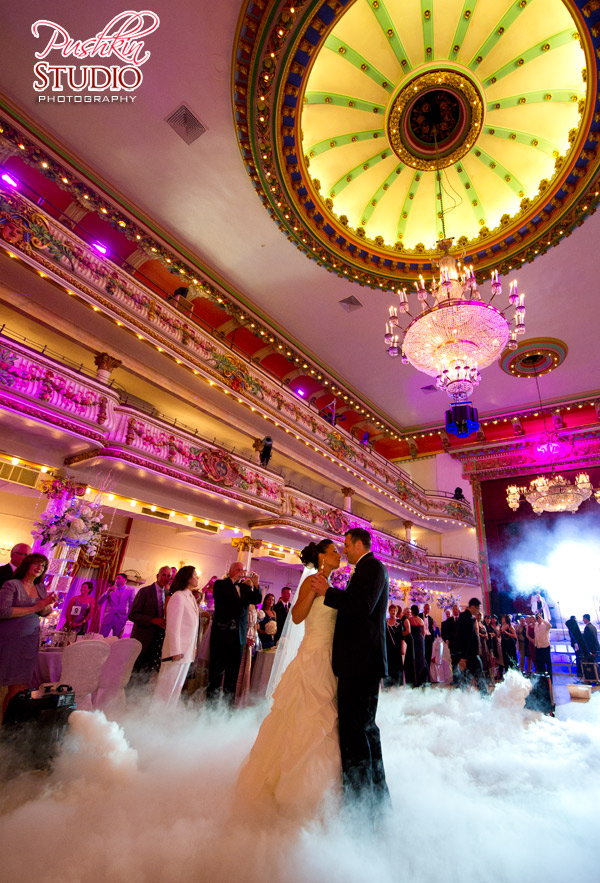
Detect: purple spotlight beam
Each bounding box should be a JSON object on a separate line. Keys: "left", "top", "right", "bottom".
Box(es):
{"left": 296, "top": 388, "right": 305, "bottom": 397}
{"left": 93, "top": 242, "right": 108, "bottom": 255}
{"left": 1, "top": 172, "right": 18, "bottom": 187}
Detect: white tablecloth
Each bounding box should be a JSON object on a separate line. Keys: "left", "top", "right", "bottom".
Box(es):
{"left": 31, "top": 649, "right": 63, "bottom": 688}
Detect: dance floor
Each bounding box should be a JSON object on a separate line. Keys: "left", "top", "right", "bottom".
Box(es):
{"left": 0, "top": 671, "right": 598, "bottom": 883}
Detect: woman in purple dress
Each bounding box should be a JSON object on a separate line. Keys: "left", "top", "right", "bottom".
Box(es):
{"left": 0, "top": 553, "right": 55, "bottom": 718}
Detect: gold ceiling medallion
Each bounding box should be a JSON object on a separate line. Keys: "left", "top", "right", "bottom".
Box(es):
{"left": 387, "top": 70, "right": 484, "bottom": 171}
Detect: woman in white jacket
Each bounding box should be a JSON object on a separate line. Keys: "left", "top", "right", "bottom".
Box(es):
{"left": 152, "top": 566, "right": 200, "bottom": 708}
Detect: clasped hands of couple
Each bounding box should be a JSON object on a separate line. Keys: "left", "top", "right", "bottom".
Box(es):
{"left": 310, "top": 572, "right": 329, "bottom": 597}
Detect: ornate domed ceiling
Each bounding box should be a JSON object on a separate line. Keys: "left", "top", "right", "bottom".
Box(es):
{"left": 234, "top": 0, "right": 600, "bottom": 288}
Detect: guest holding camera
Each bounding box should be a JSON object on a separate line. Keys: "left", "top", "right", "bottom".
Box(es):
{"left": 207, "top": 562, "right": 261, "bottom": 704}
{"left": 0, "top": 553, "right": 55, "bottom": 718}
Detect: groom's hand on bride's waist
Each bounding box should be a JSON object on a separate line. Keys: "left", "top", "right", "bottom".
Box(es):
{"left": 311, "top": 574, "right": 329, "bottom": 596}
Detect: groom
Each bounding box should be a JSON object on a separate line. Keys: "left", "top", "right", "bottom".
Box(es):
{"left": 315, "top": 527, "right": 390, "bottom": 808}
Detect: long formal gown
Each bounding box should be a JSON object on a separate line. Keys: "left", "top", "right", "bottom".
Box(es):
{"left": 411, "top": 623, "right": 429, "bottom": 686}
{"left": 235, "top": 595, "right": 341, "bottom": 818}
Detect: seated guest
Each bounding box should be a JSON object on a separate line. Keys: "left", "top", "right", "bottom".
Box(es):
{"left": 0, "top": 543, "right": 32, "bottom": 588}
{"left": 452, "top": 487, "right": 466, "bottom": 501}
{"left": 0, "top": 553, "right": 55, "bottom": 718}
{"left": 65, "top": 581, "right": 96, "bottom": 634}
{"left": 258, "top": 593, "right": 277, "bottom": 650}
{"left": 99, "top": 574, "right": 134, "bottom": 637}
{"left": 152, "top": 566, "right": 200, "bottom": 708}
{"left": 129, "top": 566, "right": 173, "bottom": 677}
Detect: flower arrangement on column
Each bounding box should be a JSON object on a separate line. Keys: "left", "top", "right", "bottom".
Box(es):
{"left": 409, "top": 586, "right": 433, "bottom": 606}
{"left": 32, "top": 478, "right": 107, "bottom": 556}
{"left": 436, "top": 591, "right": 462, "bottom": 611}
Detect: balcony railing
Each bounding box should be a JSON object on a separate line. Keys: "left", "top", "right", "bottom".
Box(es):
{"left": 0, "top": 186, "right": 474, "bottom": 526}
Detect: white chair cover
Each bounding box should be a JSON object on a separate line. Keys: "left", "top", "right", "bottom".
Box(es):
{"left": 93, "top": 638, "right": 142, "bottom": 716}
{"left": 57, "top": 640, "right": 111, "bottom": 709}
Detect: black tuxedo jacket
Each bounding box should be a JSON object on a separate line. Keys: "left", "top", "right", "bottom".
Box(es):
{"left": 584, "top": 622, "right": 600, "bottom": 654}
{"left": 211, "top": 578, "right": 262, "bottom": 646}
{"left": 324, "top": 552, "right": 388, "bottom": 679}
{"left": 441, "top": 616, "right": 455, "bottom": 644}
{"left": 454, "top": 609, "right": 480, "bottom": 660}
{"left": 0, "top": 563, "right": 15, "bottom": 589}
{"left": 273, "top": 600, "right": 289, "bottom": 642}
{"left": 129, "top": 583, "right": 161, "bottom": 655}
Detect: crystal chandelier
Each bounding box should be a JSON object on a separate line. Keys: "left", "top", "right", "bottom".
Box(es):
{"left": 507, "top": 473, "right": 594, "bottom": 515}
{"left": 506, "top": 370, "right": 597, "bottom": 515}
{"left": 384, "top": 238, "right": 525, "bottom": 403}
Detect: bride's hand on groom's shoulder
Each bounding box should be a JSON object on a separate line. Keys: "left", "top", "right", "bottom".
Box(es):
{"left": 311, "top": 573, "right": 329, "bottom": 596}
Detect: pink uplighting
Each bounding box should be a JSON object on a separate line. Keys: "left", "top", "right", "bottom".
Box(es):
{"left": 92, "top": 242, "right": 108, "bottom": 255}
{"left": 296, "top": 388, "right": 305, "bottom": 397}
{"left": 1, "top": 172, "right": 18, "bottom": 187}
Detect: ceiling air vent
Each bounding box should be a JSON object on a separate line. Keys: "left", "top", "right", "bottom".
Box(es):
{"left": 195, "top": 521, "right": 219, "bottom": 533}
{"left": 165, "top": 104, "right": 207, "bottom": 145}
{"left": 0, "top": 462, "right": 40, "bottom": 488}
{"left": 420, "top": 384, "right": 438, "bottom": 395}
{"left": 338, "top": 295, "right": 363, "bottom": 312}
{"left": 141, "top": 507, "right": 170, "bottom": 520}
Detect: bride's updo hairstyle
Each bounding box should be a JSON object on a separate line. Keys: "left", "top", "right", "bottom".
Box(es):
{"left": 299, "top": 539, "right": 332, "bottom": 569}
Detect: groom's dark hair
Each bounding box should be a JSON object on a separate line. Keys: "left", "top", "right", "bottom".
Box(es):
{"left": 345, "top": 528, "right": 371, "bottom": 549}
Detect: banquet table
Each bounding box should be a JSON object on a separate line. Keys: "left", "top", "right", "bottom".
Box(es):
{"left": 31, "top": 649, "right": 63, "bottom": 688}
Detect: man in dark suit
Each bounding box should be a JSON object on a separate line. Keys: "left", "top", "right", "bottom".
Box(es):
{"left": 317, "top": 527, "right": 390, "bottom": 808}
{"left": 583, "top": 614, "right": 600, "bottom": 655}
{"left": 442, "top": 605, "right": 461, "bottom": 684}
{"left": 207, "top": 562, "right": 262, "bottom": 704}
{"left": 0, "top": 543, "right": 31, "bottom": 588}
{"left": 455, "top": 597, "right": 488, "bottom": 695}
{"left": 129, "top": 565, "right": 173, "bottom": 675}
{"left": 273, "top": 586, "right": 292, "bottom": 644}
{"left": 422, "top": 602, "right": 435, "bottom": 667}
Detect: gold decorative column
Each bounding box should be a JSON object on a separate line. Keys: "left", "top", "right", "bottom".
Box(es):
{"left": 94, "top": 352, "right": 122, "bottom": 384}
{"left": 402, "top": 520, "right": 413, "bottom": 543}
{"left": 231, "top": 536, "right": 263, "bottom": 571}
{"left": 340, "top": 486, "right": 355, "bottom": 512}
{"left": 470, "top": 479, "right": 492, "bottom": 613}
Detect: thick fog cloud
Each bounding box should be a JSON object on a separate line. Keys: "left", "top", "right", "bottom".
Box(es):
{"left": 1, "top": 674, "right": 599, "bottom": 883}
{"left": 506, "top": 513, "right": 600, "bottom": 618}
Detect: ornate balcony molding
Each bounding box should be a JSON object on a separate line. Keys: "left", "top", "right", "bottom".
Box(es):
{"left": 0, "top": 336, "right": 480, "bottom": 585}
{"left": 453, "top": 431, "right": 600, "bottom": 481}
{"left": 426, "top": 556, "right": 480, "bottom": 585}
{"left": 0, "top": 187, "right": 473, "bottom": 526}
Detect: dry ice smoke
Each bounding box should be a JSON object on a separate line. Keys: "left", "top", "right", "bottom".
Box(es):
{"left": 1, "top": 673, "right": 599, "bottom": 883}
{"left": 505, "top": 513, "right": 600, "bottom": 619}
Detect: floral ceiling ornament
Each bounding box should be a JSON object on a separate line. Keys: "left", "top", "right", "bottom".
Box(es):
{"left": 234, "top": 0, "right": 600, "bottom": 289}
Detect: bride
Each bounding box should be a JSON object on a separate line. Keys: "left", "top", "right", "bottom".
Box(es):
{"left": 234, "top": 539, "right": 341, "bottom": 818}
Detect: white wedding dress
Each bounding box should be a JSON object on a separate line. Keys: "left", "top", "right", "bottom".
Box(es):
{"left": 235, "top": 595, "right": 341, "bottom": 818}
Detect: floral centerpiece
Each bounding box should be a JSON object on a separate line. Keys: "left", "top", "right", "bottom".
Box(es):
{"left": 436, "top": 592, "right": 462, "bottom": 612}
{"left": 32, "top": 498, "right": 107, "bottom": 556}
{"left": 409, "top": 586, "right": 432, "bottom": 605}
